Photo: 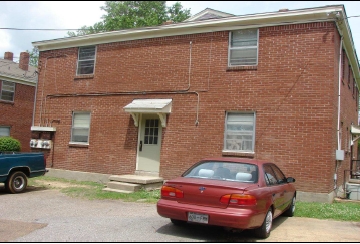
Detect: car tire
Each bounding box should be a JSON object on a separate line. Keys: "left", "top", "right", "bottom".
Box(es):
{"left": 254, "top": 208, "right": 272, "bottom": 239}
{"left": 6, "top": 171, "right": 28, "bottom": 194}
{"left": 283, "top": 196, "right": 296, "bottom": 217}
{"left": 170, "top": 218, "right": 187, "bottom": 226}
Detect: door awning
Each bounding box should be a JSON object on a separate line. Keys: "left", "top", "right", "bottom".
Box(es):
{"left": 123, "top": 99, "right": 172, "bottom": 127}
{"left": 351, "top": 125, "right": 360, "bottom": 134}
{"left": 351, "top": 125, "right": 360, "bottom": 143}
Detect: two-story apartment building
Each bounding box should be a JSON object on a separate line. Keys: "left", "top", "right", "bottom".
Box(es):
{"left": 0, "top": 52, "right": 37, "bottom": 151}
{"left": 32, "top": 5, "right": 359, "bottom": 202}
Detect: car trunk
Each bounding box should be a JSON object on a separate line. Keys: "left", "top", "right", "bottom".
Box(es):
{"left": 166, "top": 177, "right": 253, "bottom": 209}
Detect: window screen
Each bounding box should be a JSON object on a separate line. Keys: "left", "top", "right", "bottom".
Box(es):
{"left": 229, "top": 29, "right": 258, "bottom": 66}
{"left": 77, "top": 46, "right": 96, "bottom": 75}
{"left": 0, "top": 126, "right": 10, "bottom": 137}
{"left": 71, "top": 112, "right": 91, "bottom": 143}
{"left": 1, "top": 80, "right": 15, "bottom": 102}
{"left": 224, "top": 112, "right": 255, "bottom": 152}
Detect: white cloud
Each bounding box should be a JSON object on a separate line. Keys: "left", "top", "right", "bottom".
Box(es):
{"left": 0, "top": 30, "right": 11, "bottom": 51}
{"left": 1, "top": 1, "right": 360, "bottom": 61}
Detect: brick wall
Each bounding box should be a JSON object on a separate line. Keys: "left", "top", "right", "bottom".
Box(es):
{"left": 34, "top": 21, "right": 359, "bottom": 194}
{"left": 0, "top": 82, "right": 35, "bottom": 152}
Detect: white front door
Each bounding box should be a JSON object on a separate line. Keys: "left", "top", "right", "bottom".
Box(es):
{"left": 137, "top": 114, "right": 162, "bottom": 172}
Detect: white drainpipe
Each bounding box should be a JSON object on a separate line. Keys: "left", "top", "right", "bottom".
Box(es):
{"left": 337, "top": 36, "right": 343, "bottom": 151}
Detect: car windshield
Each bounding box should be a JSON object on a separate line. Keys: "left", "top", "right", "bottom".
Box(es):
{"left": 183, "top": 161, "right": 258, "bottom": 183}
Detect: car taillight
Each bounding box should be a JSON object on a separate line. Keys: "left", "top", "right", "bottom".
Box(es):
{"left": 161, "top": 186, "right": 184, "bottom": 198}
{"left": 220, "top": 194, "right": 257, "bottom": 205}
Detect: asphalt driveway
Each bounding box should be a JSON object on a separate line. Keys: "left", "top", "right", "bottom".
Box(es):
{"left": 0, "top": 184, "right": 359, "bottom": 242}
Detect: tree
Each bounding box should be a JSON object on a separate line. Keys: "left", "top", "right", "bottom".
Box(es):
{"left": 26, "top": 47, "right": 39, "bottom": 67}
{"left": 67, "top": 1, "right": 191, "bottom": 37}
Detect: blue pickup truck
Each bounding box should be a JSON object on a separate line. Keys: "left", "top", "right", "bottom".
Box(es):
{"left": 0, "top": 152, "right": 47, "bottom": 193}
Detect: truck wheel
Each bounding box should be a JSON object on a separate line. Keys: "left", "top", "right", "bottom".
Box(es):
{"left": 7, "top": 171, "right": 28, "bottom": 194}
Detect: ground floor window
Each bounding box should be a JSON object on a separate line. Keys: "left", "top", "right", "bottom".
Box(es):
{"left": 71, "top": 112, "right": 91, "bottom": 143}
{"left": 0, "top": 126, "right": 10, "bottom": 137}
{"left": 224, "top": 112, "right": 255, "bottom": 152}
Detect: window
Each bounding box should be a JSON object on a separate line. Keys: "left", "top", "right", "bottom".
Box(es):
{"left": 270, "top": 164, "right": 287, "bottom": 184}
{"left": 264, "top": 165, "right": 278, "bottom": 186}
{"left": 0, "top": 126, "right": 10, "bottom": 137}
{"left": 224, "top": 112, "right": 255, "bottom": 152}
{"left": 348, "top": 65, "right": 351, "bottom": 88}
{"left": 341, "top": 50, "right": 345, "bottom": 83}
{"left": 0, "top": 80, "right": 15, "bottom": 102}
{"left": 71, "top": 112, "right": 91, "bottom": 143}
{"left": 183, "top": 160, "right": 258, "bottom": 183}
{"left": 144, "top": 119, "right": 159, "bottom": 144}
{"left": 228, "top": 29, "right": 258, "bottom": 66}
{"left": 76, "top": 46, "right": 96, "bottom": 75}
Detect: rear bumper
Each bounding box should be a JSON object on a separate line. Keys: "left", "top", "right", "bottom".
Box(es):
{"left": 157, "top": 199, "right": 264, "bottom": 229}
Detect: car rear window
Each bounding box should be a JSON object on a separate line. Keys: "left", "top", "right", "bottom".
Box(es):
{"left": 183, "top": 161, "right": 258, "bottom": 183}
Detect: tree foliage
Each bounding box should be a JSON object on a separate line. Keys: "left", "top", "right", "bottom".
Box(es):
{"left": 67, "top": 1, "right": 191, "bottom": 37}
{"left": 26, "top": 47, "right": 39, "bottom": 67}
{"left": 0, "top": 137, "right": 21, "bottom": 152}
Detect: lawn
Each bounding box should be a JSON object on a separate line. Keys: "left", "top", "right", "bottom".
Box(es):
{"left": 28, "top": 176, "right": 360, "bottom": 221}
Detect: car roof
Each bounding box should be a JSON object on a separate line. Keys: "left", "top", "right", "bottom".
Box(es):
{"left": 200, "top": 157, "right": 271, "bottom": 166}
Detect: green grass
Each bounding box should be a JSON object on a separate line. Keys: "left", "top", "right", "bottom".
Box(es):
{"left": 28, "top": 176, "right": 160, "bottom": 203}
{"left": 29, "top": 176, "right": 360, "bottom": 221}
{"left": 294, "top": 201, "right": 360, "bottom": 222}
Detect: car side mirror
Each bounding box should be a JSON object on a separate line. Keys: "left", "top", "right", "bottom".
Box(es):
{"left": 286, "top": 177, "right": 295, "bottom": 183}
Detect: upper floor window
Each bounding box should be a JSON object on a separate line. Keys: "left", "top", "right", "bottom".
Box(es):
{"left": 228, "top": 29, "right": 258, "bottom": 66}
{"left": 0, "top": 80, "right": 15, "bottom": 102}
{"left": 71, "top": 112, "right": 91, "bottom": 144}
{"left": 224, "top": 112, "right": 255, "bottom": 152}
{"left": 0, "top": 126, "right": 10, "bottom": 137}
{"left": 77, "top": 46, "right": 96, "bottom": 75}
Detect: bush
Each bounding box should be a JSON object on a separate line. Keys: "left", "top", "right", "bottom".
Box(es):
{"left": 0, "top": 137, "right": 21, "bottom": 152}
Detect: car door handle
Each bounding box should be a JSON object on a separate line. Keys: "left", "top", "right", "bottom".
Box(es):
{"left": 272, "top": 193, "right": 276, "bottom": 197}
{"left": 139, "top": 141, "right": 142, "bottom": 151}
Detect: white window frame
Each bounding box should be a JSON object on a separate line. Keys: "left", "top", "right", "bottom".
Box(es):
{"left": 223, "top": 112, "right": 256, "bottom": 153}
{"left": 70, "top": 111, "right": 91, "bottom": 144}
{"left": 76, "top": 46, "right": 96, "bottom": 75}
{"left": 228, "top": 29, "right": 259, "bottom": 66}
{"left": 0, "top": 80, "right": 15, "bottom": 102}
{"left": 0, "top": 126, "right": 10, "bottom": 137}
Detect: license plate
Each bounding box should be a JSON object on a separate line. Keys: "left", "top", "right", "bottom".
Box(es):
{"left": 188, "top": 212, "right": 209, "bottom": 224}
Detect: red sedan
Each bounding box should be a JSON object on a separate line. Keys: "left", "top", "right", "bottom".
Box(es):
{"left": 157, "top": 157, "right": 296, "bottom": 239}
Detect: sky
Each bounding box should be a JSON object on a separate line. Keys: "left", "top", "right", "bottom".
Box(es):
{"left": 1, "top": 1, "right": 360, "bottom": 62}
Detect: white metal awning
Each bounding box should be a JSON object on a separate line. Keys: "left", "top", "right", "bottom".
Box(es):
{"left": 123, "top": 99, "right": 172, "bottom": 127}
{"left": 351, "top": 125, "right": 360, "bottom": 134}
{"left": 351, "top": 125, "right": 360, "bottom": 143}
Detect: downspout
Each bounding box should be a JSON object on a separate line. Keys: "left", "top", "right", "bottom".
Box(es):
{"left": 335, "top": 33, "right": 343, "bottom": 194}
{"left": 31, "top": 71, "right": 38, "bottom": 126}
{"left": 337, "top": 36, "right": 343, "bottom": 151}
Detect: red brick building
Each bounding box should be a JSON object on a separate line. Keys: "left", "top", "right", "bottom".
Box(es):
{"left": 0, "top": 52, "right": 37, "bottom": 152}
{"left": 32, "top": 5, "right": 359, "bottom": 202}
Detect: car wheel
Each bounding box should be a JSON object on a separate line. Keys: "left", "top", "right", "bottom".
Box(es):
{"left": 255, "top": 209, "right": 272, "bottom": 239}
{"left": 170, "top": 218, "right": 187, "bottom": 226}
{"left": 6, "top": 171, "right": 28, "bottom": 194}
{"left": 283, "top": 196, "right": 296, "bottom": 217}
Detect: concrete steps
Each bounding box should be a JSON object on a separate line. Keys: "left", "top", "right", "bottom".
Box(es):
{"left": 104, "top": 174, "right": 164, "bottom": 194}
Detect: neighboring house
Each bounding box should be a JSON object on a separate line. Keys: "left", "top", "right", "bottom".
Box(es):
{"left": 32, "top": 5, "right": 359, "bottom": 203}
{"left": 0, "top": 52, "right": 37, "bottom": 151}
